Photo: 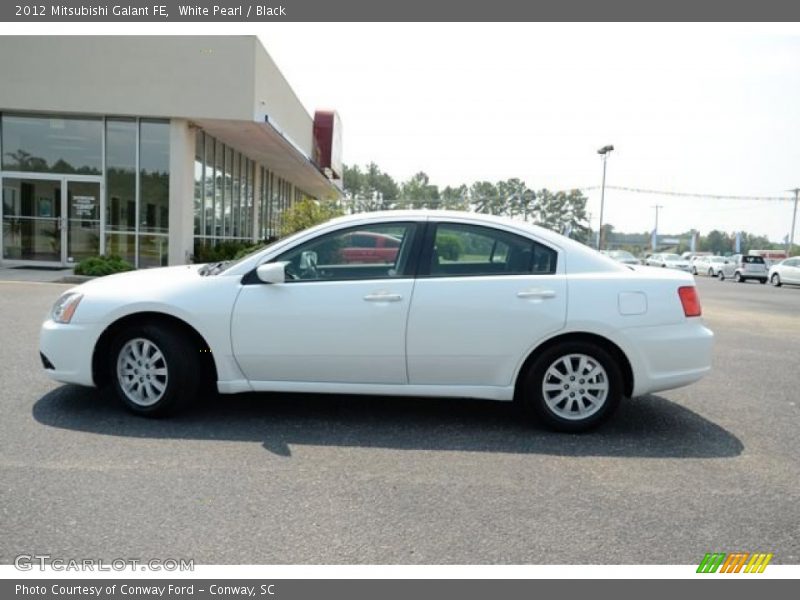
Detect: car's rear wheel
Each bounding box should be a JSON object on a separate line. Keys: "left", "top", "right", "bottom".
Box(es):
{"left": 708, "top": 268, "right": 715, "bottom": 277}
{"left": 719, "top": 271, "right": 726, "bottom": 281}
{"left": 692, "top": 267, "right": 698, "bottom": 275}
{"left": 771, "top": 273, "right": 782, "bottom": 287}
{"left": 520, "top": 342, "right": 622, "bottom": 432}
{"left": 109, "top": 324, "right": 198, "bottom": 416}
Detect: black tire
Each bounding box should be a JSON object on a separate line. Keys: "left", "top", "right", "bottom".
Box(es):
{"left": 519, "top": 341, "right": 623, "bottom": 432}
{"left": 708, "top": 268, "right": 715, "bottom": 277}
{"left": 734, "top": 271, "right": 744, "bottom": 283}
{"left": 719, "top": 271, "right": 726, "bottom": 281}
{"left": 759, "top": 278, "right": 767, "bottom": 284}
{"left": 108, "top": 323, "right": 199, "bottom": 417}
{"left": 692, "top": 267, "right": 698, "bottom": 275}
{"left": 771, "top": 273, "right": 782, "bottom": 287}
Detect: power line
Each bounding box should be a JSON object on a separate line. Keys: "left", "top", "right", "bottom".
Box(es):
{"left": 580, "top": 185, "right": 793, "bottom": 202}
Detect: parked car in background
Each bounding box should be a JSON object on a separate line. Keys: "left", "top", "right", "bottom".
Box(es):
{"left": 339, "top": 231, "right": 401, "bottom": 264}
{"left": 692, "top": 255, "right": 728, "bottom": 277}
{"left": 768, "top": 257, "right": 800, "bottom": 287}
{"left": 601, "top": 250, "right": 640, "bottom": 266}
{"left": 717, "top": 254, "right": 768, "bottom": 283}
{"left": 39, "top": 211, "right": 714, "bottom": 433}
{"left": 645, "top": 253, "right": 692, "bottom": 271}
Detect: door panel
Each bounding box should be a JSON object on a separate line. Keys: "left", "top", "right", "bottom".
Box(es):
{"left": 231, "top": 279, "right": 414, "bottom": 384}
{"left": 406, "top": 275, "right": 567, "bottom": 387}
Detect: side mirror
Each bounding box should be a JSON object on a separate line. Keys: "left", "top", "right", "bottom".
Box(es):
{"left": 256, "top": 262, "right": 287, "bottom": 284}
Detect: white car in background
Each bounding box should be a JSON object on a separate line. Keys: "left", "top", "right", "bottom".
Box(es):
{"left": 645, "top": 253, "right": 692, "bottom": 271}
{"left": 40, "top": 211, "right": 714, "bottom": 432}
{"left": 769, "top": 257, "right": 800, "bottom": 287}
{"left": 693, "top": 255, "right": 728, "bottom": 277}
{"left": 602, "top": 250, "right": 641, "bottom": 266}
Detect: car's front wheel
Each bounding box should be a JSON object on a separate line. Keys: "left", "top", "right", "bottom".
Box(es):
{"left": 708, "top": 268, "right": 715, "bottom": 277}
{"left": 734, "top": 271, "right": 744, "bottom": 283}
{"left": 520, "top": 342, "right": 622, "bottom": 432}
{"left": 719, "top": 271, "right": 726, "bottom": 281}
{"left": 109, "top": 324, "right": 199, "bottom": 416}
{"left": 771, "top": 273, "right": 782, "bottom": 287}
{"left": 692, "top": 267, "right": 698, "bottom": 275}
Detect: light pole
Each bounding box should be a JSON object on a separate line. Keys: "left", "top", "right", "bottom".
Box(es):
{"left": 651, "top": 204, "right": 663, "bottom": 252}
{"left": 596, "top": 145, "right": 614, "bottom": 250}
{"left": 787, "top": 188, "right": 799, "bottom": 256}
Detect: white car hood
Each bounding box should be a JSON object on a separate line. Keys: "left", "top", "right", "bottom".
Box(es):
{"left": 71, "top": 264, "right": 206, "bottom": 297}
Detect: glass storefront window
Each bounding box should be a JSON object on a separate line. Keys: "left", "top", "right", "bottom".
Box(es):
{"left": 106, "top": 119, "right": 136, "bottom": 234}
{"left": 139, "top": 120, "right": 169, "bottom": 236}
{"left": 194, "top": 132, "right": 204, "bottom": 236}
{"left": 139, "top": 234, "right": 169, "bottom": 268}
{"left": 2, "top": 114, "right": 102, "bottom": 174}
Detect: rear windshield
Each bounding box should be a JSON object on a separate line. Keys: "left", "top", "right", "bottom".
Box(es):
{"left": 742, "top": 256, "right": 765, "bottom": 264}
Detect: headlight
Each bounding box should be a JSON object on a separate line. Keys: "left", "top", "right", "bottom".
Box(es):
{"left": 51, "top": 292, "right": 83, "bottom": 324}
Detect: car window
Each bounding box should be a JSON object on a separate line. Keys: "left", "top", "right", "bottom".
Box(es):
{"left": 742, "top": 256, "right": 765, "bottom": 264}
{"left": 274, "top": 222, "right": 417, "bottom": 282}
{"left": 426, "top": 223, "right": 556, "bottom": 277}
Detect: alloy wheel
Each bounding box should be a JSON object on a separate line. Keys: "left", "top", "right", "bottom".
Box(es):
{"left": 116, "top": 337, "right": 169, "bottom": 407}
{"left": 541, "top": 353, "right": 609, "bottom": 420}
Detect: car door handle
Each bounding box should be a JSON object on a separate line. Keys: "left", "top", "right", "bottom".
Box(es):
{"left": 363, "top": 292, "right": 403, "bottom": 302}
{"left": 517, "top": 289, "right": 556, "bottom": 299}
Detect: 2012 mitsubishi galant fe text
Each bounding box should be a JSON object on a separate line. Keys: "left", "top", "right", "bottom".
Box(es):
{"left": 39, "top": 211, "right": 714, "bottom": 432}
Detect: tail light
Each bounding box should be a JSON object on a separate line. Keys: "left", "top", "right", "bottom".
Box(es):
{"left": 678, "top": 286, "right": 702, "bottom": 317}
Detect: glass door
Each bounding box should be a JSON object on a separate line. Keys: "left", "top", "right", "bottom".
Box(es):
{"left": 65, "top": 180, "right": 101, "bottom": 264}
{"left": 1, "top": 176, "right": 63, "bottom": 263}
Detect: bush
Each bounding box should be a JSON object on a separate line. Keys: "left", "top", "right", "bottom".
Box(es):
{"left": 74, "top": 255, "right": 135, "bottom": 277}
{"left": 193, "top": 240, "right": 255, "bottom": 263}
{"left": 436, "top": 233, "right": 464, "bottom": 261}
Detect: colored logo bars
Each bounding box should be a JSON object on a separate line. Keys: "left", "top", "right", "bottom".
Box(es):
{"left": 697, "top": 552, "right": 773, "bottom": 574}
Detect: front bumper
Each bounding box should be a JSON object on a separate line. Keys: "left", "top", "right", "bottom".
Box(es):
{"left": 39, "top": 319, "right": 102, "bottom": 387}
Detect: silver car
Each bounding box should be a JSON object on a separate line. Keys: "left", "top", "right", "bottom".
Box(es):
{"left": 645, "top": 253, "right": 692, "bottom": 271}
{"left": 693, "top": 255, "right": 728, "bottom": 277}
{"left": 718, "top": 254, "right": 768, "bottom": 283}
{"left": 768, "top": 257, "right": 800, "bottom": 287}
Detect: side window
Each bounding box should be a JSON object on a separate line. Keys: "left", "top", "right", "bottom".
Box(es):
{"left": 274, "top": 223, "right": 417, "bottom": 282}
{"left": 428, "top": 223, "right": 556, "bottom": 277}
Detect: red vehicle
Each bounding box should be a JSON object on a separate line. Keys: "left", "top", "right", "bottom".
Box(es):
{"left": 339, "top": 231, "right": 401, "bottom": 264}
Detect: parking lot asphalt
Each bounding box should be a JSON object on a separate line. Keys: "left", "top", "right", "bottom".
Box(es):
{"left": 0, "top": 275, "right": 798, "bottom": 565}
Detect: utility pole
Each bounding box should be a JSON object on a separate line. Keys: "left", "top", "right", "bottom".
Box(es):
{"left": 596, "top": 145, "right": 614, "bottom": 249}
{"left": 788, "top": 188, "right": 799, "bottom": 256}
{"left": 651, "top": 204, "right": 663, "bottom": 252}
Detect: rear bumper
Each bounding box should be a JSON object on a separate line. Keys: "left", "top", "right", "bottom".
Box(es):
{"left": 623, "top": 320, "right": 714, "bottom": 397}
{"left": 39, "top": 319, "right": 101, "bottom": 387}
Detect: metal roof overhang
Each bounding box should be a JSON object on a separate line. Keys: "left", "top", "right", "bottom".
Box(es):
{"left": 193, "top": 117, "right": 340, "bottom": 199}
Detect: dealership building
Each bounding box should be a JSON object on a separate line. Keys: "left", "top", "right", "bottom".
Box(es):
{"left": 0, "top": 36, "right": 342, "bottom": 268}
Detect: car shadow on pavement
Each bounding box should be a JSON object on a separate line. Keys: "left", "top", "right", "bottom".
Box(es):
{"left": 33, "top": 385, "right": 743, "bottom": 459}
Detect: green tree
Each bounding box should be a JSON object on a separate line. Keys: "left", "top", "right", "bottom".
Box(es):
{"left": 440, "top": 184, "right": 469, "bottom": 211}
{"left": 533, "top": 189, "right": 591, "bottom": 244}
{"left": 700, "top": 230, "right": 731, "bottom": 255}
{"left": 470, "top": 181, "right": 501, "bottom": 215}
{"left": 399, "top": 172, "right": 440, "bottom": 208}
{"left": 280, "top": 198, "right": 343, "bottom": 237}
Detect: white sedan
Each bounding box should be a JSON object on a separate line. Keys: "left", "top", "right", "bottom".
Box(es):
{"left": 40, "top": 211, "right": 714, "bottom": 432}
{"left": 645, "top": 253, "right": 693, "bottom": 271}
{"left": 769, "top": 257, "right": 800, "bottom": 286}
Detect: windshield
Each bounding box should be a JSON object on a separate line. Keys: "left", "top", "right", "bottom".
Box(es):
{"left": 610, "top": 251, "right": 635, "bottom": 260}
{"left": 662, "top": 254, "right": 681, "bottom": 260}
